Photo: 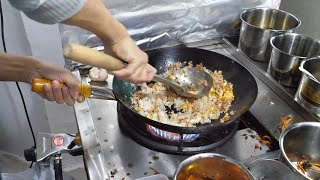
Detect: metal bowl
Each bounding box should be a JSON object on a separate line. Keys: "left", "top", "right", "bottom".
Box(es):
{"left": 280, "top": 122, "right": 320, "bottom": 179}
{"left": 173, "top": 153, "right": 254, "bottom": 180}
{"left": 295, "top": 57, "right": 320, "bottom": 118}
{"left": 239, "top": 8, "right": 301, "bottom": 62}
{"left": 249, "top": 159, "right": 301, "bottom": 180}
{"left": 268, "top": 33, "right": 320, "bottom": 87}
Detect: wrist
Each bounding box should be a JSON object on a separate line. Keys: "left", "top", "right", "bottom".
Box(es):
{"left": 26, "top": 57, "right": 42, "bottom": 84}
{"left": 100, "top": 21, "right": 129, "bottom": 45}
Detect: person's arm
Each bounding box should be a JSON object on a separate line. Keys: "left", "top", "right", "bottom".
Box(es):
{"left": 8, "top": 0, "right": 156, "bottom": 84}
{"left": 63, "top": 0, "right": 157, "bottom": 84}
{"left": 0, "top": 53, "right": 38, "bottom": 83}
{"left": 0, "top": 53, "right": 84, "bottom": 105}
{"left": 9, "top": 0, "right": 125, "bottom": 44}
{"left": 64, "top": 0, "right": 156, "bottom": 84}
{"left": 5, "top": 0, "right": 156, "bottom": 106}
{"left": 63, "top": 0, "right": 128, "bottom": 46}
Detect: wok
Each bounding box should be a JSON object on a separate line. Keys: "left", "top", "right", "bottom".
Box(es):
{"left": 33, "top": 46, "right": 257, "bottom": 135}
{"left": 113, "top": 47, "right": 258, "bottom": 134}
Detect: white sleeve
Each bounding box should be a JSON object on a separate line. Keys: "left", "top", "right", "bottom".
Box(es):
{"left": 7, "top": 0, "right": 87, "bottom": 24}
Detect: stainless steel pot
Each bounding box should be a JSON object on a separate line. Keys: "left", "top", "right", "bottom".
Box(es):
{"left": 173, "top": 153, "right": 254, "bottom": 180}
{"left": 280, "top": 122, "right": 320, "bottom": 180}
{"left": 295, "top": 57, "right": 320, "bottom": 117}
{"left": 268, "top": 33, "right": 320, "bottom": 87}
{"left": 239, "top": 8, "right": 301, "bottom": 62}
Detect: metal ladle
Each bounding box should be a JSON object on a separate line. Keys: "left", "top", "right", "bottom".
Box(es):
{"left": 63, "top": 44, "right": 213, "bottom": 98}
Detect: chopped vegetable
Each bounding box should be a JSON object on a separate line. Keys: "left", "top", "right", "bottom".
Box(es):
{"left": 313, "top": 162, "right": 320, "bottom": 168}
{"left": 150, "top": 167, "right": 161, "bottom": 175}
{"left": 261, "top": 135, "right": 271, "bottom": 141}
{"left": 300, "top": 160, "right": 320, "bottom": 173}
{"left": 311, "top": 164, "right": 320, "bottom": 172}
{"left": 301, "top": 160, "right": 312, "bottom": 170}
{"left": 196, "top": 79, "right": 208, "bottom": 87}
{"left": 256, "top": 135, "right": 271, "bottom": 147}
{"left": 254, "top": 144, "right": 259, "bottom": 149}
{"left": 221, "top": 113, "right": 230, "bottom": 122}
{"left": 297, "top": 161, "right": 306, "bottom": 174}
{"left": 281, "top": 115, "right": 293, "bottom": 132}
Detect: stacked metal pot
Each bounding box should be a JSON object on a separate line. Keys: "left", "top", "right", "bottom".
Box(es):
{"left": 171, "top": 8, "right": 320, "bottom": 180}
{"left": 238, "top": 8, "right": 320, "bottom": 119}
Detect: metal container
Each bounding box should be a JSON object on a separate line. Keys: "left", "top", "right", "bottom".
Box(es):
{"left": 280, "top": 122, "right": 320, "bottom": 180}
{"left": 249, "top": 159, "right": 302, "bottom": 180}
{"left": 239, "top": 8, "right": 301, "bottom": 62}
{"left": 137, "top": 175, "right": 169, "bottom": 180}
{"left": 295, "top": 57, "right": 320, "bottom": 117}
{"left": 268, "top": 33, "right": 320, "bottom": 87}
{"left": 173, "top": 153, "right": 254, "bottom": 180}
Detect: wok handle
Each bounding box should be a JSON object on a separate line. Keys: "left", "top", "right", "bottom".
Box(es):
{"left": 63, "top": 44, "right": 126, "bottom": 71}
{"left": 31, "top": 78, "right": 92, "bottom": 98}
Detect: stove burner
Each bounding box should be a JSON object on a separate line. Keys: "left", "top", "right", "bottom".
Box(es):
{"left": 117, "top": 103, "right": 239, "bottom": 155}
{"left": 146, "top": 124, "right": 200, "bottom": 142}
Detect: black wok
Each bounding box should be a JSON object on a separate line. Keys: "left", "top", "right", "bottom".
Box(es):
{"left": 113, "top": 47, "right": 258, "bottom": 134}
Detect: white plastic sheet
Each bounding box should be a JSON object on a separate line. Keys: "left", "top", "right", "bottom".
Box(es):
{"left": 60, "top": 0, "right": 281, "bottom": 50}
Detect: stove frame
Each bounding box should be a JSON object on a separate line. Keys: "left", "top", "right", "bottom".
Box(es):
{"left": 72, "top": 37, "right": 319, "bottom": 180}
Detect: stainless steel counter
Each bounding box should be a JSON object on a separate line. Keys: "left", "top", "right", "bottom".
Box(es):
{"left": 73, "top": 38, "right": 318, "bottom": 180}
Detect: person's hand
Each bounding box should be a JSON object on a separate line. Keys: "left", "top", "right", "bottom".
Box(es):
{"left": 30, "top": 60, "right": 85, "bottom": 106}
{"left": 104, "top": 36, "right": 157, "bottom": 85}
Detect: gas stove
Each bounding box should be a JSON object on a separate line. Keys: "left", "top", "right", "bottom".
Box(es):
{"left": 117, "top": 103, "right": 239, "bottom": 154}
{"left": 72, "top": 37, "right": 318, "bottom": 180}
{"left": 117, "top": 103, "right": 279, "bottom": 155}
